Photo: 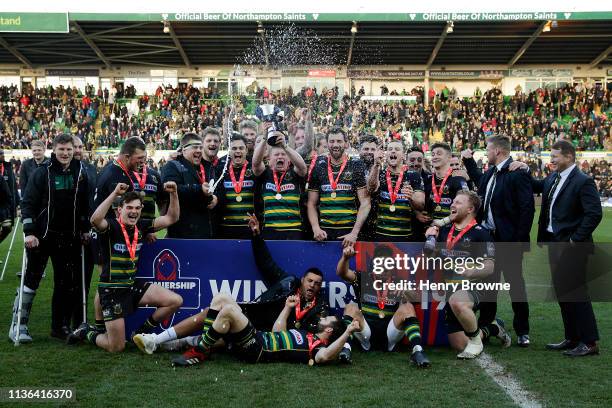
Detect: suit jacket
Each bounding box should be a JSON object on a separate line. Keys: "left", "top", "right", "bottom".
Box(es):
{"left": 464, "top": 156, "right": 534, "bottom": 242}
{"left": 533, "top": 166, "right": 602, "bottom": 242}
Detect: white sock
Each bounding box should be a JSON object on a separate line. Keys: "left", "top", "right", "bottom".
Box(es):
{"left": 23, "top": 286, "right": 35, "bottom": 294}
{"left": 386, "top": 319, "right": 405, "bottom": 351}
{"left": 353, "top": 320, "right": 372, "bottom": 350}
{"left": 185, "top": 335, "right": 200, "bottom": 346}
{"left": 154, "top": 327, "right": 177, "bottom": 345}
{"left": 343, "top": 342, "right": 351, "bottom": 350}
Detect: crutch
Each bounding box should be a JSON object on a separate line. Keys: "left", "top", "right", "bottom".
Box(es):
{"left": 81, "top": 245, "right": 87, "bottom": 325}
{"left": 0, "top": 221, "right": 19, "bottom": 281}
{"left": 14, "top": 240, "right": 28, "bottom": 347}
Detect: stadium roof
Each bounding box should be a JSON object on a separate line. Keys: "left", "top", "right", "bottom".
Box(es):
{"left": 0, "top": 3, "right": 611, "bottom": 69}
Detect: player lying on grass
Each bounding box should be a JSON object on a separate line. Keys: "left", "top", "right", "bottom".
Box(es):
{"left": 67, "top": 182, "right": 182, "bottom": 352}
{"left": 425, "top": 190, "right": 511, "bottom": 359}
{"left": 337, "top": 245, "right": 431, "bottom": 368}
{"left": 128, "top": 212, "right": 333, "bottom": 355}
{"left": 135, "top": 292, "right": 358, "bottom": 366}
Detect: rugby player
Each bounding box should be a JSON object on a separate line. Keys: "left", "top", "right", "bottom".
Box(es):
{"left": 132, "top": 214, "right": 331, "bottom": 354}
{"left": 170, "top": 293, "right": 358, "bottom": 367}
{"left": 367, "top": 139, "right": 425, "bottom": 242}
{"left": 337, "top": 245, "right": 431, "bottom": 368}
{"left": 422, "top": 143, "right": 470, "bottom": 224}
{"left": 424, "top": 190, "right": 511, "bottom": 359}
{"left": 67, "top": 181, "right": 182, "bottom": 352}
{"left": 252, "top": 127, "right": 307, "bottom": 240}
{"left": 307, "top": 127, "right": 370, "bottom": 246}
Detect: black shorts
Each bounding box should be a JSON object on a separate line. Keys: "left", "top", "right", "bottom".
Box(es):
{"left": 226, "top": 323, "right": 265, "bottom": 364}
{"left": 364, "top": 316, "right": 393, "bottom": 351}
{"left": 444, "top": 290, "right": 481, "bottom": 334}
{"left": 239, "top": 300, "right": 284, "bottom": 331}
{"left": 99, "top": 281, "right": 152, "bottom": 322}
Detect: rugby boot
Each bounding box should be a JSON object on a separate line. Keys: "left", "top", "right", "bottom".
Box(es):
{"left": 410, "top": 345, "right": 431, "bottom": 368}
{"left": 171, "top": 346, "right": 209, "bottom": 367}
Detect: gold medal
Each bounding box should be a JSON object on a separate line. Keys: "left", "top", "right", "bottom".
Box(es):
{"left": 389, "top": 204, "right": 396, "bottom": 212}
{"left": 236, "top": 195, "right": 243, "bottom": 202}
{"left": 330, "top": 191, "right": 337, "bottom": 199}
{"left": 308, "top": 359, "right": 315, "bottom": 366}
{"left": 275, "top": 193, "right": 282, "bottom": 200}
{"left": 435, "top": 205, "right": 441, "bottom": 212}
{"left": 378, "top": 311, "right": 385, "bottom": 319}
{"left": 295, "top": 321, "right": 301, "bottom": 329}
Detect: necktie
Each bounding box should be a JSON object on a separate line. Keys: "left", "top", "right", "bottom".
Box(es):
{"left": 543, "top": 173, "right": 561, "bottom": 230}
{"left": 483, "top": 167, "right": 498, "bottom": 220}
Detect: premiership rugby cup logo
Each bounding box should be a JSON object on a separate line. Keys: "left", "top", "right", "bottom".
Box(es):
{"left": 137, "top": 248, "right": 201, "bottom": 330}
{"left": 156, "top": 250, "right": 177, "bottom": 281}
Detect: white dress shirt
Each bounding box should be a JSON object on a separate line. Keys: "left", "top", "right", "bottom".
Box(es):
{"left": 547, "top": 164, "right": 576, "bottom": 233}
{"left": 482, "top": 157, "right": 510, "bottom": 230}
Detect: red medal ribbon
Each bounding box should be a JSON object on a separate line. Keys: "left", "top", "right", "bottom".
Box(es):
{"left": 307, "top": 152, "right": 318, "bottom": 183}
{"left": 273, "top": 170, "right": 287, "bottom": 193}
{"left": 376, "top": 276, "right": 392, "bottom": 310}
{"left": 197, "top": 163, "right": 206, "bottom": 184}
{"left": 327, "top": 155, "right": 348, "bottom": 192}
{"left": 307, "top": 332, "right": 329, "bottom": 359}
{"left": 117, "top": 218, "right": 139, "bottom": 261}
{"left": 115, "top": 159, "right": 135, "bottom": 190}
{"left": 386, "top": 165, "right": 406, "bottom": 204}
{"left": 0, "top": 163, "right": 4, "bottom": 176}
{"left": 229, "top": 161, "right": 248, "bottom": 194}
{"left": 431, "top": 168, "right": 453, "bottom": 204}
{"left": 295, "top": 288, "right": 317, "bottom": 321}
{"left": 131, "top": 166, "right": 148, "bottom": 190}
{"left": 446, "top": 219, "right": 478, "bottom": 250}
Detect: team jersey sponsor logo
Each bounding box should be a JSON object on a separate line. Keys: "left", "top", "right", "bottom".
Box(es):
{"left": 223, "top": 180, "right": 255, "bottom": 189}
{"left": 114, "top": 243, "right": 144, "bottom": 252}
{"left": 265, "top": 182, "right": 296, "bottom": 192}
{"left": 321, "top": 183, "right": 352, "bottom": 192}
{"left": 290, "top": 329, "right": 304, "bottom": 345}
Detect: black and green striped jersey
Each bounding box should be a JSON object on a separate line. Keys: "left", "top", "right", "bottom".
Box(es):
{"left": 308, "top": 156, "right": 366, "bottom": 230}
{"left": 218, "top": 163, "right": 257, "bottom": 229}
{"left": 259, "top": 329, "right": 324, "bottom": 364}
{"left": 375, "top": 168, "right": 424, "bottom": 239}
{"left": 424, "top": 172, "right": 470, "bottom": 220}
{"left": 260, "top": 168, "right": 303, "bottom": 232}
{"left": 98, "top": 217, "right": 154, "bottom": 288}
{"left": 349, "top": 271, "right": 400, "bottom": 321}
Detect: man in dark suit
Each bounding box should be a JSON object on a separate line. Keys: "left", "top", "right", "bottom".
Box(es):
{"left": 461, "top": 135, "right": 534, "bottom": 347}
{"left": 528, "top": 140, "right": 601, "bottom": 356}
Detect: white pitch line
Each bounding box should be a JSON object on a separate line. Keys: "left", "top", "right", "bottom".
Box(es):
{"left": 476, "top": 352, "right": 542, "bottom": 408}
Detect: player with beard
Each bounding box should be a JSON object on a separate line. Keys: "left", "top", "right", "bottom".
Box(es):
{"left": 94, "top": 137, "right": 162, "bottom": 220}
{"left": 424, "top": 191, "right": 511, "bottom": 359}
{"left": 423, "top": 143, "right": 470, "bottom": 226}
{"left": 337, "top": 245, "right": 431, "bottom": 368}
{"left": 307, "top": 128, "right": 370, "bottom": 246}
{"left": 162, "top": 132, "right": 219, "bottom": 239}
{"left": 407, "top": 147, "right": 430, "bottom": 240}
{"left": 67, "top": 182, "right": 182, "bottom": 352}
{"left": 132, "top": 214, "right": 331, "bottom": 356}
{"left": 368, "top": 140, "right": 425, "bottom": 242}
{"left": 253, "top": 129, "right": 307, "bottom": 240}
{"left": 239, "top": 120, "right": 258, "bottom": 163}
{"left": 0, "top": 149, "right": 18, "bottom": 245}
{"left": 169, "top": 293, "right": 356, "bottom": 367}
{"left": 358, "top": 135, "right": 380, "bottom": 241}
{"left": 217, "top": 134, "right": 258, "bottom": 239}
